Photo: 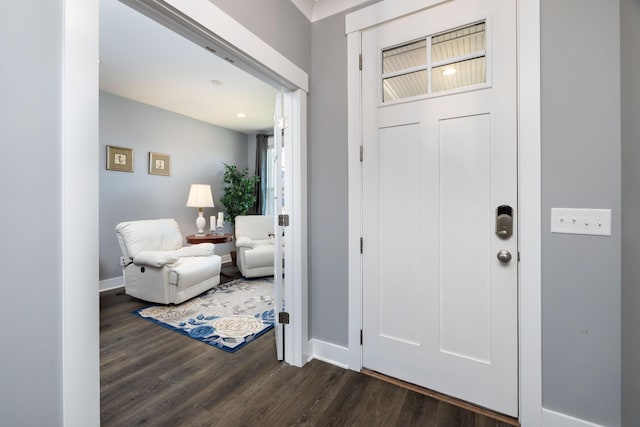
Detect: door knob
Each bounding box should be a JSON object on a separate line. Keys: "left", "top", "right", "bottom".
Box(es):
{"left": 497, "top": 250, "right": 512, "bottom": 263}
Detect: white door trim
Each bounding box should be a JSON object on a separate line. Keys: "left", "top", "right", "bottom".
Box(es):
{"left": 515, "top": 0, "right": 542, "bottom": 423}
{"left": 62, "top": 0, "right": 100, "bottom": 424}
{"left": 345, "top": 0, "right": 541, "bottom": 425}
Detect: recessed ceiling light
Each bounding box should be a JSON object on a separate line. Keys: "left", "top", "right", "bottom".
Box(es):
{"left": 236, "top": 113, "right": 246, "bottom": 118}
{"left": 443, "top": 67, "right": 457, "bottom": 76}
{"left": 210, "top": 80, "right": 222, "bottom": 86}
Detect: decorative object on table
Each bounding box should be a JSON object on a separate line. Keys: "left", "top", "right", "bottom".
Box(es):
{"left": 212, "top": 211, "right": 224, "bottom": 235}
{"left": 106, "top": 145, "right": 134, "bottom": 172}
{"left": 219, "top": 163, "right": 260, "bottom": 225}
{"left": 149, "top": 152, "right": 170, "bottom": 176}
{"left": 134, "top": 277, "right": 275, "bottom": 353}
{"left": 115, "top": 218, "right": 222, "bottom": 304}
{"left": 186, "top": 184, "right": 215, "bottom": 235}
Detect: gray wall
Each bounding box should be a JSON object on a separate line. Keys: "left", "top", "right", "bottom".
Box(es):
{"left": 308, "top": 13, "right": 350, "bottom": 345}
{"left": 99, "top": 92, "right": 248, "bottom": 280}
{"left": 621, "top": 0, "right": 640, "bottom": 425}
{"left": 210, "top": 0, "right": 311, "bottom": 74}
{"left": 541, "top": 0, "right": 621, "bottom": 425}
{"left": 0, "top": 1, "right": 64, "bottom": 425}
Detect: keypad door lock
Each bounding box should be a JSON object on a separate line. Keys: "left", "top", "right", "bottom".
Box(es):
{"left": 496, "top": 205, "right": 513, "bottom": 239}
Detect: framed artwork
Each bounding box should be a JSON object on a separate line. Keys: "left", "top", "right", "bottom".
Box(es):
{"left": 149, "top": 152, "right": 171, "bottom": 176}
{"left": 106, "top": 145, "right": 134, "bottom": 172}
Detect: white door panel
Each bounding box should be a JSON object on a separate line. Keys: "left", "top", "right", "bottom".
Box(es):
{"left": 379, "top": 123, "right": 422, "bottom": 345}
{"left": 362, "top": 0, "right": 518, "bottom": 416}
{"left": 439, "top": 113, "right": 492, "bottom": 363}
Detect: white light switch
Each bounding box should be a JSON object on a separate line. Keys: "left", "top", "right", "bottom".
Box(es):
{"left": 551, "top": 208, "right": 611, "bottom": 236}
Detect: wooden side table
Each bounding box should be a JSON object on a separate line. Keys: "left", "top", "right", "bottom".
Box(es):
{"left": 186, "top": 233, "right": 235, "bottom": 279}
{"left": 185, "top": 233, "right": 234, "bottom": 245}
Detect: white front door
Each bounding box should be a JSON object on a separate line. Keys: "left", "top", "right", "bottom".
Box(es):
{"left": 361, "top": 0, "right": 518, "bottom": 416}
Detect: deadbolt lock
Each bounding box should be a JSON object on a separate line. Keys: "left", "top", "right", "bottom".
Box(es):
{"left": 496, "top": 205, "right": 513, "bottom": 239}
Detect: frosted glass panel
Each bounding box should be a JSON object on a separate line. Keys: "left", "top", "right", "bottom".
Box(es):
{"left": 383, "top": 39, "right": 427, "bottom": 74}
{"left": 432, "top": 22, "right": 485, "bottom": 63}
{"left": 380, "top": 21, "right": 487, "bottom": 100}
{"left": 383, "top": 70, "right": 427, "bottom": 102}
{"left": 432, "top": 57, "right": 486, "bottom": 93}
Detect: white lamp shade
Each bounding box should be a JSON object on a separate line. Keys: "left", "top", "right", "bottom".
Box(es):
{"left": 186, "top": 184, "right": 214, "bottom": 208}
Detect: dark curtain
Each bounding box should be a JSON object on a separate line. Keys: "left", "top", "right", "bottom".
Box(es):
{"left": 252, "top": 134, "right": 269, "bottom": 214}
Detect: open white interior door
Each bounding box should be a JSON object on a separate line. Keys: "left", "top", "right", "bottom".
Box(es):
{"left": 273, "top": 93, "right": 286, "bottom": 360}
{"left": 273, "top": 90, "right": 299, "bottom": 364}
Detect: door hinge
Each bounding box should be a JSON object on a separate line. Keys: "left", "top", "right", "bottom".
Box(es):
{"left": 278, "top": 311, "right": 290, "bottom": 324}
{"left": 359, "top": 145, "right": 363, "bottom": 162}
{"left": 359, "top": 53, "right": 362, "bottom": 70}
{"left": 517, "top": 251, "right": 521, "bottom": 262}
{"left": 278, "top": 214, "right": 290, "bottom": 227}
{"left": 360, "top": 329, "right": 363, "bottom": 345}
{"left": 360, "top": 237, "right": 363, "bottom": 254}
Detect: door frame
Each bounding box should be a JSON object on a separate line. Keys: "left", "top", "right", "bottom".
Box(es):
{"left": 345, "top": 0, "right": 541, "bottom": 425}
{"left": 63, "top": 2, "right": 310, "bottom": 423}
{"left": 119, "top": 0, "right": 310, "bottom": 368}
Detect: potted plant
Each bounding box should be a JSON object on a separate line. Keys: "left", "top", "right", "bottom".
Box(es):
{"left": 219, "top": 163, "right": 260, "bottom": 225}
{"left": 220, "top": 164, "right": 259, "bottom": 266}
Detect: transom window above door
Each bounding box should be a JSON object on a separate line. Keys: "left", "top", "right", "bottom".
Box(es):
{"left": 381, "top": 21, "right": 487, "bottom": 102}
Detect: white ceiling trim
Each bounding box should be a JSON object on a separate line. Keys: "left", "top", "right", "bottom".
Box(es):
{"left": 312, "top": 0, "right": 371, "bottom": 22}
{"left": 291, "top": 0, "right": 315, "bottom": 21}
{"left": 291, "top": 0, "right": 371, "bottom": 23}
{"left": 345, "top": 0, "right": 450, "bottom": 33}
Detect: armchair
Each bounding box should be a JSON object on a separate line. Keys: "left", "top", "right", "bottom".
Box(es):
{"left": 115, "top": 218, "right": 222, "bottom": 304}
{"left": 234, "top": 215, "right": 275, "bottom": 278}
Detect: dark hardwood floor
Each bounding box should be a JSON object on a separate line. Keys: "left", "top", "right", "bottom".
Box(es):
{"left": 101, "top": 264, "right": 514, "bottom": 426}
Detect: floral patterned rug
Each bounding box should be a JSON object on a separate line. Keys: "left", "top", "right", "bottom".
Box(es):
{"left": 134, "top": 277, "right": 274, "bottom": 353}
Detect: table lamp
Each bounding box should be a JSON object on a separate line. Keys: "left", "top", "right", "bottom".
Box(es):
{"left": 186, "top": 184, "right": 214, "bottom": 235}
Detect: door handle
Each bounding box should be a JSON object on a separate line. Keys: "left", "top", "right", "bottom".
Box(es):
{"left": 497, "top": 250, "right": 512, "bottom": 263}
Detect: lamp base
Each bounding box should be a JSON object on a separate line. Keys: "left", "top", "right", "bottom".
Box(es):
{"left": 195, "top": 211, "right": 206, "bottom": 235}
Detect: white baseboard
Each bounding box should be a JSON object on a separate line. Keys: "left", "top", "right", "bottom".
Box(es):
{"left": 542, "top": 408, "right": 605, "bottom": 427}
{"left": 309, "top": 338, "right": 349, "bottom": 369}
{"left": 99, "top": 276, "right": 124, "bottom": 292}
{"left": 221, "top": 253, "right": 232, "bottom": 264}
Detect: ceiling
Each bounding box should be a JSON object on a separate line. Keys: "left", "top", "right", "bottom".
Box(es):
{"left": 99, "top": 0, "right": 366, "bottom": 134}
{"left": 99, "top": 0, "right": 278, "bottom": 134}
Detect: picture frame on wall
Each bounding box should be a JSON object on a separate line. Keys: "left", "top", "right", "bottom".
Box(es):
{"left": 106, "top": 145, "right": 134, "bottom": 172}
{"left": 149, "top": 152, "right": 171, "bottom": 176}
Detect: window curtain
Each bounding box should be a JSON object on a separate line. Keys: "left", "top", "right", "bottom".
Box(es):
{"left": 252, "top": 134, "right": 270, "bottom": 214}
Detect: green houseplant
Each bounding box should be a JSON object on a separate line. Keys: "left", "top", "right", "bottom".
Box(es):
{"left": 219, "top": 163, "right": 260, "bottom": 225}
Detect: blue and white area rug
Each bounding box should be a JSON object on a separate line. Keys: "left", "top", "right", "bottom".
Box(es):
{"left": 134, "top": 277, "right": 274, "bottom": 353}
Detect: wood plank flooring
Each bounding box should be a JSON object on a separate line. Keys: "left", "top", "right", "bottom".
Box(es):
{"left": 100, "top": 265, "right": 515, "bottom": 426}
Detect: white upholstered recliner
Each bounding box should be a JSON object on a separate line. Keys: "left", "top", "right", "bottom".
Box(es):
{"left": 115, "top": 219, "right": 222, "bottom": 304}
{"left": 234, "top": 215, "right": 275, "bottom": 278}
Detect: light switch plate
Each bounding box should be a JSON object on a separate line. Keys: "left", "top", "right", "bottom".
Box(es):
{"left": 551, "top": 208, "right": 611, "bottom": 236}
